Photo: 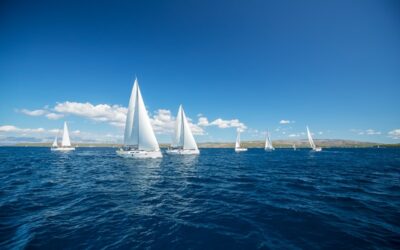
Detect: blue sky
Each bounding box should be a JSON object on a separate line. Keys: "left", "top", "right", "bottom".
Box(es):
{"left": 0, "top": 0, "right": 399, "bottom": 144}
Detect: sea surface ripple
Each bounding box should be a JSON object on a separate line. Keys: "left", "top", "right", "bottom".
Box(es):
{"left": 0, "top": 147, "right": 399, "bottom": 249}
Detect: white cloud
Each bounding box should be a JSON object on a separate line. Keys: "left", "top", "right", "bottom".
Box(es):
{"left": 366, "top": 129, "right": 381, "bottom": 135}
{"left": 20, "top": 109, "right": 47, "bottom": 116}
{"left": 196, "top": 116, "right": 246, "bottom": 131}
{"left": 0, "top": 125, "right": 45, "bottom": 133}
{"left": 388, "top": 129, "right": 400, "bottom": 139}
{"left": 18, "top": 101, "right": 244, "bottom": 138}
{"left": 351, "top": 129, "right": 381, "bottom": 136}
{"left": 280, "top": 120, "right": 291, "bottom": 124}
{"left": 54, "top": 102, "right": 127, "bottom": 126}
{"left": 46, "top": 113, "right": 64, "bottom": 120}
{"left": 288, "top": 133, "right": 300, "bottom": 137}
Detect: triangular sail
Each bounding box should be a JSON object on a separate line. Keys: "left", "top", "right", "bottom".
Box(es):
{"left": 52, "top": 136, "right": 58, "bottom": 147}
{"left": 265, "top": 131, "right": 273, "bottom": 149}
{"left": 137, "top": 86, "right": 160, "bottom": 151}
{"left": 181, "top": 106, "right": 198, "bottom": 150}
{"left": 307, "top": 126, "right": 316, "bottom": 149}
{"left": 61, "top": 122, "right": 71, "bottom": 147}
{"left": 124, "top": 79, "right": 139, "bottom": 146}
{"left": 172, "top": 106, "right": 183, "bottom": 147}
{"left": 123, "top": 79, "right": 160, "bottom": 151}
{"left": 235, "top": 132, "right": 241, "bottom": 148}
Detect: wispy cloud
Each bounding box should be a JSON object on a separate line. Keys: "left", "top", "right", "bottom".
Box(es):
{"left": 279, "top": 119, "right": 291, "bottom": 124}
{"left": 351, "top": 129, "right": 381, "bottom": 136}
{"left": 388, "top": 129, "right": 400, "bottom": 139}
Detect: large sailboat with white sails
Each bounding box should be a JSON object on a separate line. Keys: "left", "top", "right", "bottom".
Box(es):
{"left": 116, "top": 78, "right": 162, "bottom": 158}
{"left": 166, "top": 105, "right": 199, "bottom": 155}
{"left": 264, "top": 130, "right": 275, "bottom": 151}
{"left": 235, "top": 130, "right": 247, "bottom": 152}
{"left": 51, "top": 122, "right": 75, "bottom": 151}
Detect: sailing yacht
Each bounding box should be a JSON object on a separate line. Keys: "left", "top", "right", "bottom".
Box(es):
{"left": 116, "top": 78, "right": 162, "bottom": 158}
{"left": 51, "top": 122, "right": 75, "bottom": 151}
{"left": 307, "top": 126, "right": 322, "bottom": 152}
{"left": 166, "top": 105, "right": 199, "bottom": 155}
{"left": 235, "top": 131, "right": 247, "bottom": 152}
{"left": 292, "top": 144, "right": 296, "bottom": 151}
{"left": 264, "top": 130, "right": 275, "bottom": 151}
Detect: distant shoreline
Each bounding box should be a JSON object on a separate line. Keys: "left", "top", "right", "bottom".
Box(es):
{"left": 2, "top": 140, "right": 399, "bottom": 148}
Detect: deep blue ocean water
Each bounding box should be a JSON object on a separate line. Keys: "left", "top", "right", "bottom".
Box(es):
{"left": 0, "top": 147, "right": 399, "bottom": 249}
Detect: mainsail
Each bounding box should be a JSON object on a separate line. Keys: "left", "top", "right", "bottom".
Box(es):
{"left": 61, "top": 122, "right": 71, "bottom": 147}
{"left": 307, "top": 126, "right": 316, "bottom": 149}
{"left": 123, "top": 79, "right": 160, "bottom": 151}
{"left": 235, "top": 131, "right": 241, "bottom": 148}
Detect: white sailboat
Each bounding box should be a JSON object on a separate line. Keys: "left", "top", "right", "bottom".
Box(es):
{"left": 51, "top": 122, "right": 75, "bottom": 151}
{"left": 116, "top": 78, "right": 162, "bottom": 158}
{"left": 292, "top": 144, "right": 296, "bottom": 151}
{"left": 307, "top": 126, "right": 322, "bottom": 152}
{"left": 235, "top": 131, "right": 247, "bottom": 152}
{"left": 264, "top": 130, "right": 275, "bottom": 151}
{"left": 166, "top": 105, "right": 199, "bottom": 155}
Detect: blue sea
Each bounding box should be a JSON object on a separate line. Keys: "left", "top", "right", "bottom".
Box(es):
{"left": 0, "top": 147, "right": 399, "bottom": 249}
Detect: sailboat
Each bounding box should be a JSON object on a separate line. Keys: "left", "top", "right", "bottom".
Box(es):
{"left": 166, "top": 105, "right": 199, "bottom": 155}
{"left": 307, "top": 126, "right": 322, "bottom": 152}
{"left": 51, "top": 122, "right": 75, "bottom": 151}
{"left": 116, "top": 78, "right": 162, "bottom": 158}
{"left": 264, "top": 130, "right": 275, "bottom": 151}
{"left": 292, "top": 144, "right": 296, "bottom": 151}
{"left": 235, "top": 131, "right": 247, "bottom": 152}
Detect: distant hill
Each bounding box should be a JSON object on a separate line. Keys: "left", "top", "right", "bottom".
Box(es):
{"left": 5, "top": 139, "right": 399, "bottom": 148}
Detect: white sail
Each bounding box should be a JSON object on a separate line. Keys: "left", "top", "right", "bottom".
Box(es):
{"left": 52, "top": 136, "right": 58, "bottom": 147}
{"left": 235, "top": 131, "right": 241, "bottom": 148}
{"left": 124, "top": 79, "right": 139, "bottom": 146}
{"left": 137, "top": 87, "right": 160, "bottom": 151}
{"left": 265, "top": 131, "right": 274, "bottom": 149}
{"left": 172, "top": 106, "right": 183, "bottom": 147}
{"left": 61, "top": 122, "right": 71, "bottom": 147}
{"left": 123, "top": 79, "right": 160, "bottom": 151}
{"left": 171, "top": 105, "right": 198, "bottom": 150}
{"left": 181, "top": 106, "right": 198, "bottom": 150}
{"left": 307, "top": 126, "right": 316, "bottom": 149}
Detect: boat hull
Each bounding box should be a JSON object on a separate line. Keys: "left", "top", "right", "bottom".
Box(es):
{"left": 166, "top": 149, "right": 200, "bottom": 155}
{"left": 265, "top": 148, "right": 275, "bottom": 151}
{"left": 313, "top": 147, "right": 322, "bottom": 152}
{"left": 116, "top": 149, "right": 163, "bottom": 158}
{"left": 51, "top": 147, "right": 75, "bottom": 151}
{"left": 235, "top": 148, "right": 248, "bottom": 152}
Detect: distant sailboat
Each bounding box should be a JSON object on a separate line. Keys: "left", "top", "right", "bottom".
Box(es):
{"left": 235, "top": 131, "right": 247, "bottom": 152}
{"left": 116, "top": 78, "right": 162, "bottom": 158}
{"left": 307, "top": 126, "right": 322, "bottom": 152}
{"left": 166, "top": 105, "right": 199, "bottom": 155}
{"left": 264, "top": 130, "right": 275, "bottom": 151}
{"left": 51, "top": 122, "right": 75, "bottom": 151}
{"left": 292, "top": 144, "right": 296, "bottom": 151}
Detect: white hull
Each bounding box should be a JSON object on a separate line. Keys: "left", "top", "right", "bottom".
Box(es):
{"left": 265, "top": 148, "right": 275, "bottom": 151}
{"left": 235, "top": 148, "right": 248, "bottom": 152}
{"left": 166, "top": 149, "right": 200, "bottom": 155}
{"left": 116, "top": 149, "right": 162, "bottom": 158}
{"left": 51, "top": 147, "right": 75, "bottom": 151}
{"left": 312, "top": 147, "right": 322, "bottom": 152}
